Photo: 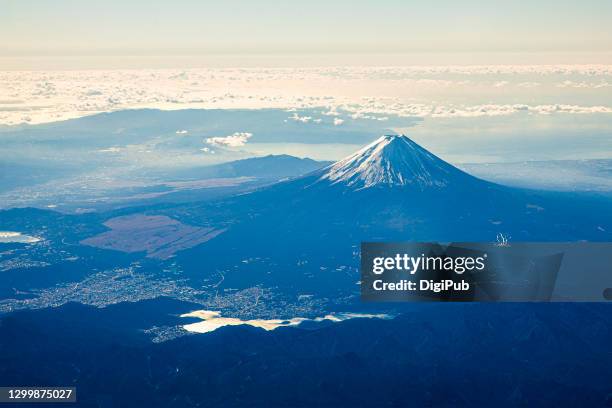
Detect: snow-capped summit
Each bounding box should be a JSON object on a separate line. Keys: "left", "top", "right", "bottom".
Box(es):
{"left": 317, "top": 134, "right": 476, "bottom": 190}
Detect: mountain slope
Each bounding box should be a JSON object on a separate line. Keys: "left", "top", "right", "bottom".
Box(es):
{"left": 169, "top": 154, "right": 331, "bottom": 181}
{"left": 173, "top": 133, "right": 611, "bottom": 245}
{"left": 167, "top": 135, "right": 611, "bottom": 297}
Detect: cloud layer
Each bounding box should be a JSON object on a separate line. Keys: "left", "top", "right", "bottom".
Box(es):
{"left": 1, "top": 65, "right": 611, "bottom": 126}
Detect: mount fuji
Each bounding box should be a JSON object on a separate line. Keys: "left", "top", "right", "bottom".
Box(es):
{"left": 316, "top": 134, "right": 479, "bottom": 190}
{"left": 172, "top": 135, "right": 611, "bottom": 294}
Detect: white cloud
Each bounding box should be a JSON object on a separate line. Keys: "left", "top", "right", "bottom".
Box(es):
{"left": 556, "top": 80, "right": 611, "bottom": 89}
{"left": 175, "top": 129, "right": 188, "bottom": 134}
{"left": 289, "top": 112, "right": 312, "bottom": 123}
{"left": 205, "top": 132, "right": 252, "bottom": 147}
{"left": 333, "top": 118, "right": 344, "bottom": 126}
{"left": 98, "top": 147, "right": 122, "bottom": 153}
{"left": 322, "top": 109, "right": 340, "bottom": 116}
{"left": 517, "top": 82, "right": 540, "bottom": 88}
{"left": 427, "top": 103, "right": 612, "bottom": 118}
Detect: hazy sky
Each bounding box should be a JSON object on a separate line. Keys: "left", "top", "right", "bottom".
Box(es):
{"left": 2, "top": 0, "right": 612, "bottom": 67}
